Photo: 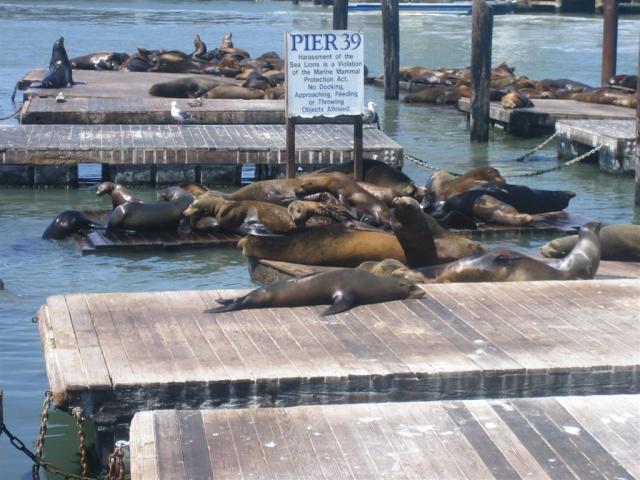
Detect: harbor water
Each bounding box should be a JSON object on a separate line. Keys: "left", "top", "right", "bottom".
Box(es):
{"left": 0, "top": 1, "right": 638, "bottom": 477}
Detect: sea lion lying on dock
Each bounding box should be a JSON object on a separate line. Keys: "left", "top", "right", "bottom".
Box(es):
{"left": 96, "top": 181, "right": 143, "bottom": 209}
{"left": 428, "top": 167, "right": 505, "bottom": 202}
{"left": 148, "top": 76, "right": 225, "bottom": 98}
{"left": 208, "top": 268, "right": 424, "bottom": 316}
{"left": 500, "top": 91, "right": 533, "bottom": 109}
{"left": 402, "top": 86, "right": 460, "bottom": 104}
{"left": 107, "top": 187, "right": 193, "bottom": 232}
{"left": 42, "top": 210, "right": 104, "bottom": 240}
{"left": 541, "top": 224, "right": 640, "bottom": 262}
{"left": 202, "top": 85, "right": 265, "bottom": 99}
{"left": 71, "top": 51, "right": 129, "bottom": 71}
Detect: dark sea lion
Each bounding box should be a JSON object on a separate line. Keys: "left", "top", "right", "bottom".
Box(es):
{"left": 548, "top": 222, "right": 602, "bottom": 279}
{"left": 36, "top": 37, "right": 73, "bottom": 88}
{"left": 208, "top": 268, "right": 424, "bottom": 316}
{"left": 263, "top": 85, "right": 285, "bottom": 100}
{"left": 71, "top": 51, "right": 129, "bottom": 70}
{"left": 242, "top": 71, "right": 275, "bottom": 90}
{"left": 541, "top": 224, "right": 640, "bottom": 262}
{"left": 183, "top": 196, "right": 298, "bottom": 234}
{"left": 108, "top": 187, "right": 193, "bottom": 232}
{"left": 294, "top": 172, "right": 392, "bottom": 227}
{"left": 96, "top": 181, "right": 143, "bottom": 209}
{"left": 153, "top": 52, "right": 209, "bottom": 74}
{"left": 608, "top": 74, "right": 638, "bottom": 91}
{"left": 539, "top": 78, "right": 593, "bottom": 94}
{"left": 500, "top": 91, "right": 533, "bottom": 109}
{"left": 192, "top": 34, "right": 207, "bottom": 59}
{"left": 391, "top": 197, "right": 437, "bottom": 268}
{"left": 428, "top": 167, "right": 505, "bottom": 202}
{"left": 43, "top": 210, "right": 104, "bottom": 240}
{"left": 221, "top": 32, "right": 234, "bottom": 49}
{"left": 119, "top": 49, "right": 154, "bottom": 72}
{"left": 202, "top": 85, "right": 265, "bottom": 100}
{"left": 148, "top": 76, "right": 224, "bottom": 98}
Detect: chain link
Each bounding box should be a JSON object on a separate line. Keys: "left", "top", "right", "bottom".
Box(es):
{"left": 0, "top": 105, "right": 21, "bottom": 121}
{"left": 32, "top": 391, "right": 53, "bottom": 480}
{"left": 72, "top": 408, "right": 90, "bottom": 479}
{"left": 508, "top": 144, "right": 602, "bottom": 177}
{"left": 107, "top": 443, "right": 126, "bottom": 480}
{"left": 512, "top": 131, "right": 560, "bottom": 162}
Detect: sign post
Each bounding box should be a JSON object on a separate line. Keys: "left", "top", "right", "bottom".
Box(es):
{"left": 285, "top": 31, "right": 365, "bottom": 179}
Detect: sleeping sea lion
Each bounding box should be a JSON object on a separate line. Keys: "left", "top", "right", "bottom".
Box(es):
{"left": 148, "top": 76, "right": 224, "bottom": 98}
{"left": 96, "top": 181, "right": 143, "bottom": 209}
{"left": 500, "top": 91, "right": 533, "bottom": 109}
{"left": 428, "top": 167, "right": 505, "bottom": 202}
{"left": 208, "top": 268, "right": 425, "bottom": 316}
{"left": 202, "top": 85, "right": 265, "bottom": 100}
{"left": 71, "top": 51, "right": 129, "bottom": 71}
{"left": 43, "top": 210, "right": 104, "bottom": 240}
{"left": 541, "top": 224, "right": 640, "bottom": 262}
{"left": 108, "top": 187, "right": 193, "bottom": 232}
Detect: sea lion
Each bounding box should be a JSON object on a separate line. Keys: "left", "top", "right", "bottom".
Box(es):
{"left": 148, "top": 76, "right": 224, "bottom": 98}
{"left": 183, "top": 196, "right": 298, "bottom": 234}
{"left": 42, "top": 210, "right": 104, "bottom": 240}
{"left": 608, "top": 74, "right": 638, "bottom": 91}
{"left": 402, "top": 86, "right": 460, "bottom": 104}
{"left": 71, "top": 51, "right": 129, "bottom": 71}
{"left": 242, "top": 71, "right": 276, "bottom": 90}
{"left": 119, "top": 48, "right": 154, "bottom": 72}
{"left": 294, "top": 172, "right": 393, "bottom": 227}
{"left": 318, "top": 159, "right": 425, "bottom": 198}
{"left": 202, "top": 85, "right": 265, "bottom": 100}
{"left": 96, "top": 181, "right": 143, "bottom": 209}
{"left": 541, "top": 224, "right": 640, "bottom": 262}
{"left": 108, "top": 187, "right": 193, "bottom": 232}
{"left": 153, "top": 51, "right": 210, "bottom": 74}
{"left": 390, "top": 197, "right": 437, "bottom": 268}
{"left": 208, "top": 268, "right": 424, "bottom": 316}
{"left": 178, "top": 181, "right": 213, "bottom": 197}
{"left": 428, "top": 167, "right": 505, "bottom": 202}
{"left": 36, "top": 37, "right": 73, "bottom": 88}
{"left": 500, "top": 91, "right": 533, "bottom": 109}
{"left": 221, "top": 32, "right": 234, "bottom": 49}
{"left": 471, "top": 195, "right": 535, "bottom": 226}
{"left": 287, "top": 200, "right": 355, "bottom": 224}
{"left": 192, "top": 34, "right": 207, "bottom": 59}
{"left": 224, "top": 178, "right": 303, "bottom": 205}
{"left": 548, "top": 222, "right": 602, "bottom": 279}
{"left": 357, "top": 182, "right": 400, "bottom": 205}
{"left": 264, "top": 85, "right": 285, "bottom": 100}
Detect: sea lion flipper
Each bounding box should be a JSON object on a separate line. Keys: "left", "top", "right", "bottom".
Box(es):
{"left": 205, "top": 296, "right": 244, "bottom": 313}
{"left": 322, "top": 290, "right": 357, "bottom": 316}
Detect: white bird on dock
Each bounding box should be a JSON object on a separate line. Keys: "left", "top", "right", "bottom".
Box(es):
{"left": 362, "top": 101, "right": 380, "bottom": 129}
{"left": 170, "top": 101, "right": 197, "bottom": 124}
{"left": 55, "top": 92, "right": 66, "bottom": 103}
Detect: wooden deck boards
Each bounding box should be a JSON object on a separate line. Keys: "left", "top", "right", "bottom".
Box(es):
{"left": 37, "top": 279, "right": 640, "bottom": 427}
{"left": 457, "top": 98, "right": 635, "bottom": 136}
{"left": 21, "top": 96, "right": 285, "bottom": 125}
{"left": 20, "top": 69, "right": 240, "bottom": 100}
{"left": 129, "top": 394, "right": 640, "bottom": 480}
{"left": 0, "top": 124, "right": 402, "bottom": 166}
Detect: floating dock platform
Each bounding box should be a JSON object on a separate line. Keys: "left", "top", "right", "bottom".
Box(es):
{"left": 457, "top": 98, "right": 635, "bottom": 136}
{"left": 38, "top": 279, "right": 640, "bottom": 431}
{"left": 556, "top": 119, "right": 636, "bottom": 174}
{"left": 0, "top": 124, "right": 402, "bottom": 186}
{"left": 130, "top": 394, "right": 640, "bottom": 479}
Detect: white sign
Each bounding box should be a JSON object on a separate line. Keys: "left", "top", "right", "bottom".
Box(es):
{"left": 286, "top": 31, "right": 364, "bottom": 118}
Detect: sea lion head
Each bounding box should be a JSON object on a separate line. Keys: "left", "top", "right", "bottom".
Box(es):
{"left": 183, "top": 195, "right": 226, "bottom": 217}
{"left": 96, "top": 181, "right": 116, "bottom": 196}
{"left": 390, "top": 276, "right": 425, "bottom": 299}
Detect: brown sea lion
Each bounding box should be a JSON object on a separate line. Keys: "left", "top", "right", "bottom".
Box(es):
{"left": 108, "top": 187, "right": 193, "bottom": 232}
{"left": 71, "top": 51, "right": 129, "bottom": 71}
{"left": 402, "top": 86, "right": 460, "bottom": 104}
{"left": 472, "top": 195, "right": 535, "bottom": 226}
{"left": 541, "top": 224, "right": 640, "bottom": 262}
{"left": 96, "top": 181, "right": 143, "bottom": 209}
{"left": 358, "top": 182, "right": 399, "bottom": 205}
{"left": 192, "top": 34, "right": 207, "bottom": 59}
{"left": 177, "top": 181, "right": 214, "bottom": 197}
{"left": 242, "top": 71, "right": 275, "bottom": 90}
{"left": 501, "top": 91, "right": 534, "bottom": 109}
{"left": 183, "top": 196, "right": 298, "bottom": 234}
{"left": 390, "top": 197, "right": 438, "bottom": 268}
{"left": 547, "top": 222, "right": 602, "bottom": 279}
{"left": 148, "top": 76, "right": 224, "bottom": 98}
{"left": 400, "top": 66, "right": 431, "bottom": 81}
{"left": 429, "top": 167, "right": 505, "bottom": 202}
{"left": 287, "top": 200, "right": 355, "bottom": 224}
{"left": 224, "top": 178, "right": 303, "bottom": 205}
{"left": 208, "top": 268, "right": 424, "bottom": 316}
{"left": 264, "top": 85, "right": 285, "bottom": 99}
{"left": 202, "top": 85, "right": 265, "bottom": 100}
{"left": 294, "top": 172, "right": 393, "bottom": 227}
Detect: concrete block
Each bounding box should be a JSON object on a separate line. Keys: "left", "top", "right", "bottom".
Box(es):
{"left": 200, "top": 164, "right": 241, "bottom": 186}
{"left": 155, "top": 165, "right": 196, "bottom": 185}
{"left": 106, "top": 165, "right": 153, "bottom": 185}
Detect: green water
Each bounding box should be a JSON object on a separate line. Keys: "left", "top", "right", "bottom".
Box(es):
{"left": 0, "top": 1, "right": 638, "bottom": 477}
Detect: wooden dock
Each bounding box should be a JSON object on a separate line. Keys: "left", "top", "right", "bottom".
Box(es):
{"left": 38, "top": 278, "right": 640, "bottom": 429}
{"left": 556, "top": 119, "right": 636, "bottom": 174}
{"left": 457, "top": 98, "right": 635, "bottom": 136}
{"left": 250, "top": 257, "right": 640, "bottom": 284}
{"left": 19, "top": 69, "right": 240, "bottom": 100}
{"left": 130, "top": 394, "right": 640, "bottom": 479}
{"left": 0, "top": 124, "right": 400, "bottom": 166}
{"left": 21, "top": 96, "right": 285, "bottom": 125}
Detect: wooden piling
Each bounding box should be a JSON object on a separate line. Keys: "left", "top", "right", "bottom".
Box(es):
{"left": 354, "top": 116, "right": 364, "bottom": 180}
{"left": 601, "top": 0, "right": 618, "bottom": 85}
{"left": 635, "top": 35, "right": 640, "bottom": 205}
{"left": 0, "top": 389, "right": 3, "bottom": 428}
{"left": 333, "top": 0, "right": 348, "bottom": 30}
{"left": 286, "top": 118, "right": 296, "bottom": 178}
{"left": 470, "top": 0, "right": 493, "bottom": 142}
{"left": 382, "top": 0, "right": 400, "bottom": 100}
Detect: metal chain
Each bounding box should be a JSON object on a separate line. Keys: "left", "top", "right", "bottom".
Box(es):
{"left": 508, "top": 144, "right": 602, "bottom": 177}
{"left": 72, "top": 408, "right": 90, "bottom": 480}
{"left": 107, "top": 441, "right": 127, "bottom": 480}
{"left": 404, "top": 153, "right": 461, "bottom": 176}
{"left": 0, "top": 105, "right": 21, "bottom": 121}
{"left": 32, "top": 391, "right": 53, "bottom": 479}
{"left": 512, "top": 131, "right": 560, "bottom": 162}
{"left": 1, "top": 422, "right": 98, "bottom": 480}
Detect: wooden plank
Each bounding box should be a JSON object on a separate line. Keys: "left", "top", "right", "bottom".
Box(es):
{"left": 176, "top": 411, "right": 213, "bottom": 480}
{"left": 201, "top": 409, "right": 243, "bottom": 479}
{"left": 130, "top": 411, "right": 159, "bottom": 480}
{"left": 153, "top": 410, "right": 186, "bottom": 480}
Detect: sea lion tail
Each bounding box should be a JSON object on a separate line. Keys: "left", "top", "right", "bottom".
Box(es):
{"left": 206, "top": 295, "right": 247, "bottom": 313}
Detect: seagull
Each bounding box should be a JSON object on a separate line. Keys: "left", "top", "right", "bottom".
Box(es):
{"left": 55, "top": 92, "right": 66, "bottom": 103}
{"left": 170, "top": 101, "right": 198, "bottom": 124}
{"left": 362, "top": 101, "right": 380, "bottom": 129}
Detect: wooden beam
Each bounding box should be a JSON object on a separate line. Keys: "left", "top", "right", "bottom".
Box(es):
{"left": 0, "top": 389, "right": 3, "bottom": 428}
{"left": 382, "top": 0, "right": 400, "bottom": 100}
{"left": 601, "top": 0, "right": 619, "bottom": 85}
{"left": 333, "top": 0, "right": 348, "bottom": 30}
{"left": 470, "top": 0, "right": 494, "bottom": 142}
